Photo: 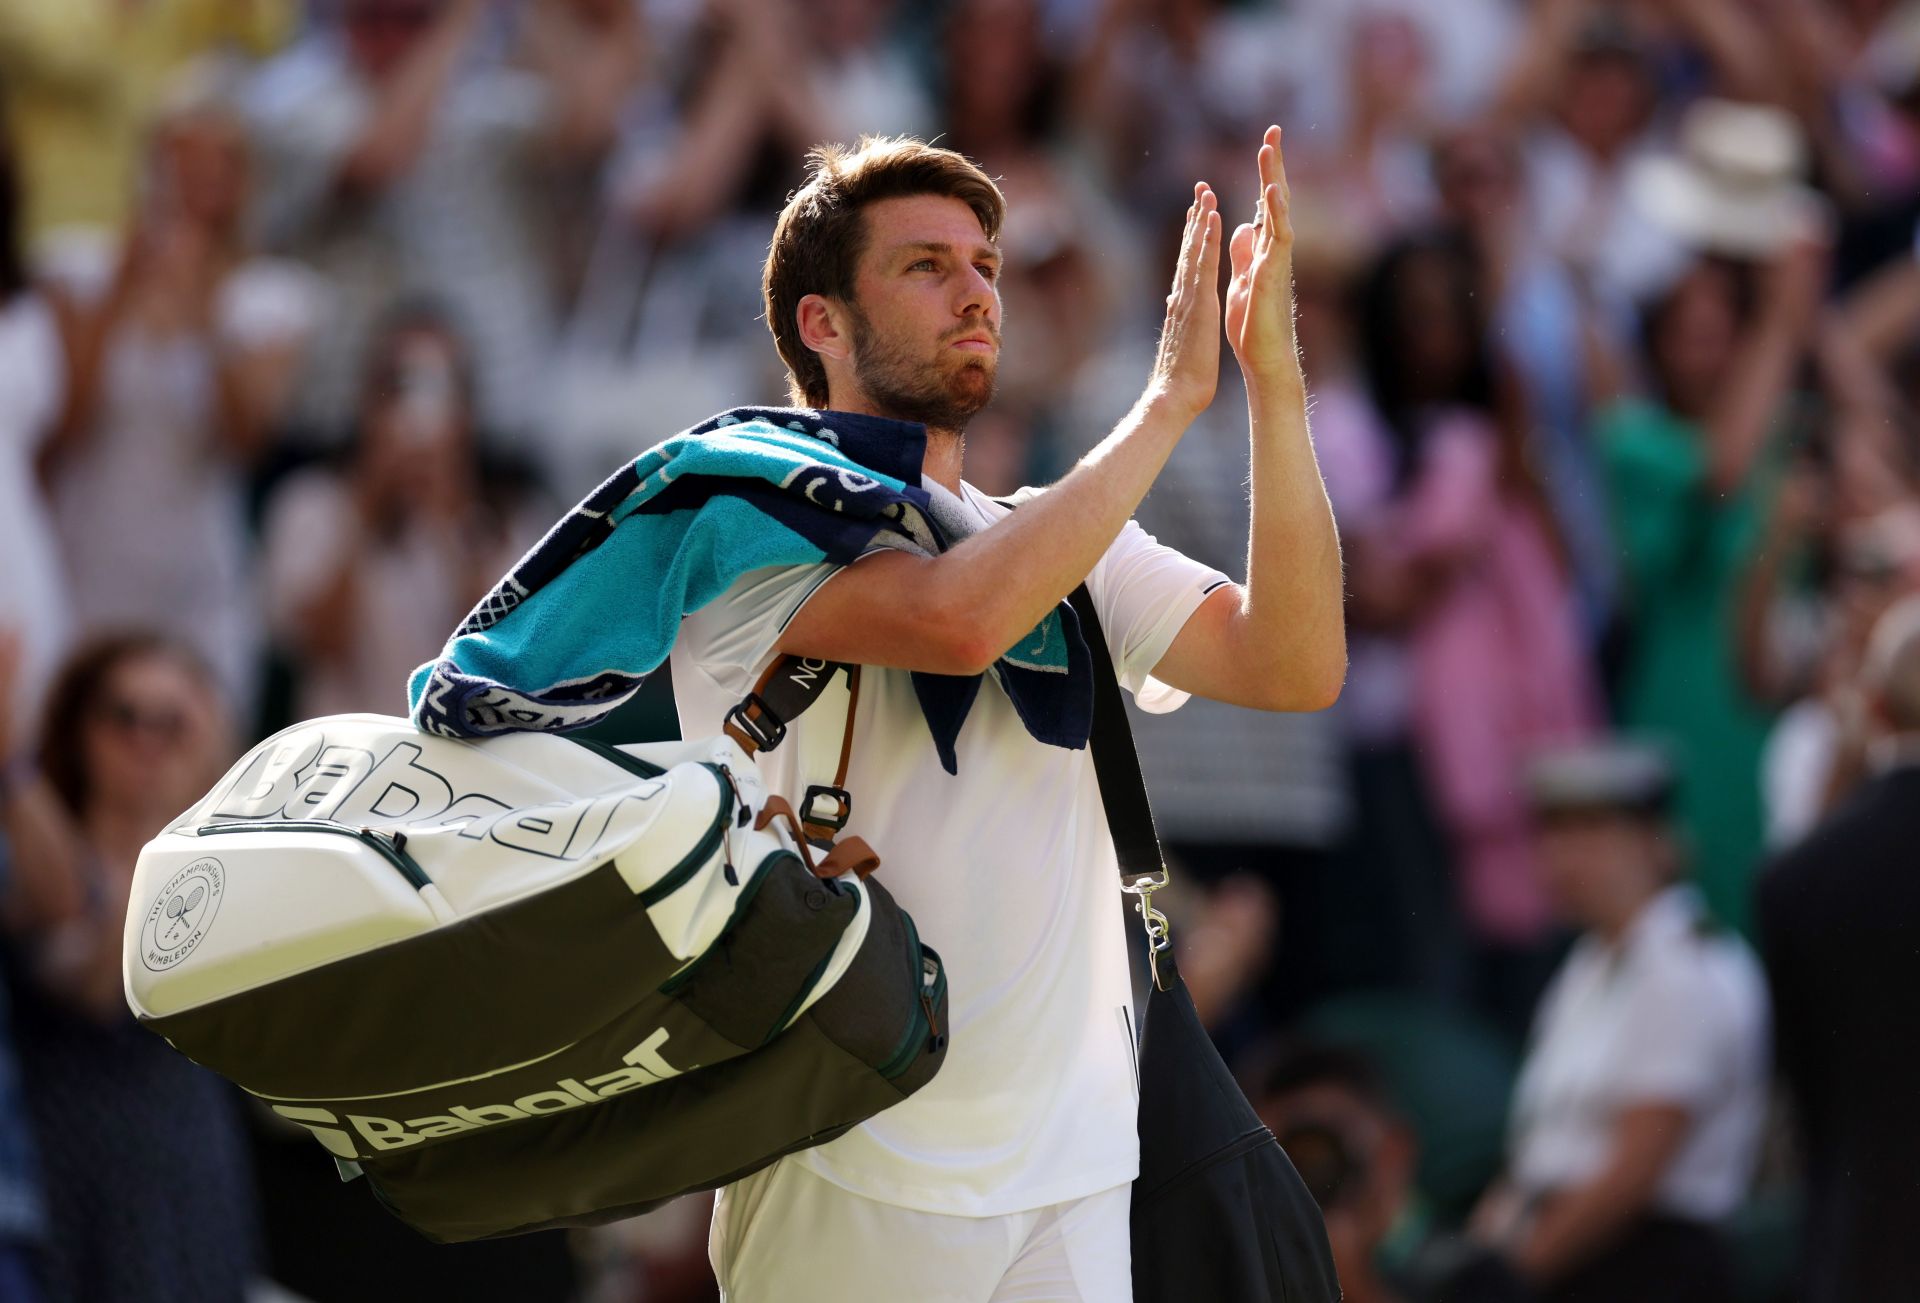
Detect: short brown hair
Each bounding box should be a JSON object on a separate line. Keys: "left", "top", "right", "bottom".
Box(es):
{"left": 764, "top": 136, "right": 1006, "bottom": 408}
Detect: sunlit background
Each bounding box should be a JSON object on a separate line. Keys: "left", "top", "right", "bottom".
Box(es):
{"left": 1, "top": 0, "right": 1918, "bottom": 1300}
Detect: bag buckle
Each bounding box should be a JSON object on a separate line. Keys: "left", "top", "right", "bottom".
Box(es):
{"left": 724, "top": 694, "right": 786, "bottom": 752}
{"left": 1121, "top": 869, "right": 1174, "bottom": 992}
{"left": 799, "top": 784, "right": 852, "bottom": 843}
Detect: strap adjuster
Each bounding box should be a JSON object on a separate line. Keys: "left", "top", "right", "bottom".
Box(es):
{"left": 724, "top": 694, "right": 786, "bottom": 752}
{"left": 800, "top": 784, "right": 852, "bottom": 836}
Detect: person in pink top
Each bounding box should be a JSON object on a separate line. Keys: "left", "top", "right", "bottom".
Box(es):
{"left": 1349, "top": 232, "right": 1600, "bottom": 1003}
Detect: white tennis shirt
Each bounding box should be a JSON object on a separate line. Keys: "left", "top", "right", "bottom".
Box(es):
{"left": 1507, "top": 886, "right": 1770, "bottom": 1222}
{"left": 671, "top": 483, "right": 1230, "bottom": 1216}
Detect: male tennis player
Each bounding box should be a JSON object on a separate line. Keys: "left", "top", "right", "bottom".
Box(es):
{"left": 670, "top": 126, "right": 1343, "bottom": 1300}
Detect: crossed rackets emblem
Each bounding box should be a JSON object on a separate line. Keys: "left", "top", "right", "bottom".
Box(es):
{"left": 160, "top": 883, "right": 207, "bottom": 945}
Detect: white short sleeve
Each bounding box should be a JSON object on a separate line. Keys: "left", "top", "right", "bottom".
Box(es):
{"left": 1606, "top": 959, "right": 1728, "bottom": 1108}
{"left": 676, "top": 562, "right": 842, "bottom": 697}
{"left": 1087, "top": 519, "right": 1233, "bottom": 713}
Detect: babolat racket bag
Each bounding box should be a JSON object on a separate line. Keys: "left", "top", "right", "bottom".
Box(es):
{"left": 121, "top": 668, "right": 947, "bottom": 1243}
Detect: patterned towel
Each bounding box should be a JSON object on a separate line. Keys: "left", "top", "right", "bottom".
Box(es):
{"left": 407, "top": 407, "right": 1092, "bottom": 772}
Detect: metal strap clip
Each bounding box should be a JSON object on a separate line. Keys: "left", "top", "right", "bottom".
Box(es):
{"left": 1121, "top": 869, "right": 1173, "bottom": 991}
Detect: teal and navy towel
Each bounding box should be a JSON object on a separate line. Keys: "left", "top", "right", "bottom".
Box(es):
{"left": 406, "top": 407, "right": 1092, "bottom": 773}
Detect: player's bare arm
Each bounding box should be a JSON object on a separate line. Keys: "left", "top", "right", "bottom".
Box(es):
{"left": 1151, "top": 126, "right": 1347, "bottom": 712}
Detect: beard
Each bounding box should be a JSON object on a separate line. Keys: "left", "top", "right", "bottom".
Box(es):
{"left": 847, "top": 306, "right": 998, "bottom": 434}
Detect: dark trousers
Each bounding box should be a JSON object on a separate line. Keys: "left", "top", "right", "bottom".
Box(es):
{"left": 1544, "top": 1216, "right": 1738, "bottom": 1303}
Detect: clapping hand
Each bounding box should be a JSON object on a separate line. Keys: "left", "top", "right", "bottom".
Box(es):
{"left": 1225, "top": 126, "right": 1301, "bottom": 394}
{"left": 1149, "top": 182, "right": 1223, "bottom": 418}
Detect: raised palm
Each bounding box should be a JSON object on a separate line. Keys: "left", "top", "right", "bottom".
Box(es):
{"left": 1224, "top": 126, "right": 1300, "bottom": 392}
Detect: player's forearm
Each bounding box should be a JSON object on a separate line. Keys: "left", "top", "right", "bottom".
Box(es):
{"left": 926, "top": 389, "right": 1197, "bottom": 670}
{"left": 1238, "top": 374, "right": 1345, "bottom": 707}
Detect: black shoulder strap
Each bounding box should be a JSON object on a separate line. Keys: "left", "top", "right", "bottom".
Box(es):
{"left": 723, "top": 656, "right": 855, "bottom": 757}
{"left": 1067, "top": 585, "right": 1166, "bottom": 887}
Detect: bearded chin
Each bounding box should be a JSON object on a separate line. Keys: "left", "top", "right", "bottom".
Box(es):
{"left": 850, "top": 319, "right": 997, "bottom": 434}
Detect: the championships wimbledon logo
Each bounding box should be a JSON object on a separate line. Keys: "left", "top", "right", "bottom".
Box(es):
{"left": 141, "top": 858, "right": 225, "bottom": 972}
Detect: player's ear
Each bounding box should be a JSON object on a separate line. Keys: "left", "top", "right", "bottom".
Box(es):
{"left": 797, "top": 294, "right": 852, "bottom": 364}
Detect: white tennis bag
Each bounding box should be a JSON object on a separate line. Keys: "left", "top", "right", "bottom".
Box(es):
{"left": 122, "top": 675, "right": 948, "bottom": 1242}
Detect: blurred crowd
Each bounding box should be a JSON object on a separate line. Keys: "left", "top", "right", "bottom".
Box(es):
{"left": 1, "top": 0, "right": 1919, "bottom": 1300}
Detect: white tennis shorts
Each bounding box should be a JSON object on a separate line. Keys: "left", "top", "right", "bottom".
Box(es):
{"left": 711, "top": 1157, "right": 1133, "bottom": 1302}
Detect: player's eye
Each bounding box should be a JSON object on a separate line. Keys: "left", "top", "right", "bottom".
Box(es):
{"left": 909, "top": 259, "right": 938, "bottom": 272}
{"left": 975, "top": 263, "right": 999, "bottom": 281}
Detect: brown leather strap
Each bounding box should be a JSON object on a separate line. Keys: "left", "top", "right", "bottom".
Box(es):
{"left": 731, "top": 658, "right": 871, "bottom": 869}
{"left": 753, "top": 796, "right": 818, "bottom": 875}
{"left": 832, "top": 667, "right": 861, "bottom": 789}
{"left": 816, "top": 835, "right": 881, "bottom": 880}
{"left": 800, "top": 667, "right": 861, "bottom": 844}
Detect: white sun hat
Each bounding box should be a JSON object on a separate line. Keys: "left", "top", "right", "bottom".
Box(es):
{"left": 1630, "top": 98, "right": 1827, "bottom": 258}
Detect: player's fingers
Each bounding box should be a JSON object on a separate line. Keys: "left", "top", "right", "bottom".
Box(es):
{"left": 1198, "top": 207, "right": 1222, "bottom": 300}
{"left": 1256, "top": 182, "right": 1287, "bottom": 259}
{"left": 1229, "top": 220, "right": 1257, "bottom": 279}
{"left": 1178, "top": 187, "right": 1214, "bottom": 303}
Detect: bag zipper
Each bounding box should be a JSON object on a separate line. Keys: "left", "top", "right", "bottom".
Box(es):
{"left": 196, "top": 819, "right": 431, "bottom": 891}
{"left": 563, "top": 735, "right": 668, "bottom": 781}
{"left": 879, "top": 915, "right": 946, "bottom": 1079}
{"left": 635, "top": 763, "right": 737, "bottom": 908}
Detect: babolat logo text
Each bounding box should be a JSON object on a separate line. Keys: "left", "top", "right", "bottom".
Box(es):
{"left": 270, "top": 1029, "right": 690, "bottom": 1157}
{"left": 193, "top": 728, "right": 664, "bottom": 858}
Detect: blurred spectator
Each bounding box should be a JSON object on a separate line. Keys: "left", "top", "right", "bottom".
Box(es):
{"left": 1498, "top": 3, "right": 1685, "bottom": 310}
{"left": 1284, "top": 0, "right": 1520, "bottom": 130}
{"left": 0, "top": 632, "right": 69, "bottom": 1303}
{"left": 1295, "top": 223, "right": 1471, "bottom": 1006}
{"left": 6, "top": 0, "right": 1920, "bottom": 1291}
{"left": 6, "top": 633, "right": 258, "bottom": 1303}
{"left": 1282, "top": 6, "right": 1440, "bottom": 243}
{"left": 1766, "top": 0, "right": 1920, "bottom": 227}
{"left": 246, "top": 0, "right": 559, "bottom": 443}
{"left": 1253, "top": 1043, "right": 1425, "bottom": 1303}
{"left": 1174, "top": 873, "right": 1280, "bottom": 1037}
{"left": 1597, "top": 217, "right": 1827, "bottom": 932}
{"left": 606, "top": 0, "right": 822, "bottom": 246}
{"left": 0, "top": 0, "right": 293, "bottom": 268}
{"left": 1434, "top": 120, "right": 1619, "bottom": 637}
{"left": 940, "top": 0, "right": 1119, "bottom": 494}
{"left": 1748, "top": 455, "right": 1920, "bottom": 846}
{"left": 1068, "top": 0, "right": 1285, "bottom": 233}
{"left": 1754, "top": 594, "right": 1920, "bottom": 1303}
{"left": 261, "top": 299, "right": 548, "bottom": 721}
{"left": 0, "top": 133, "right": 68, "bottom": 732}
{"left": 512, "top": 0, "right": 653, "bottom": 305}
{"left": 41, "top": 77, "right": 317, "bottom": 719}
{"left": 1746, "top": 254, "right": 1920, "bottom": 843}
{"left": 800, "top": 0, "right": 934, "bottom": 142}
{"left": 1350, "top": 232, "right": 1598, "bottom": 1004}
{"left": 1475, "top": 739, "right": 1768, "bottom": 1303}
{"left": 1251, "top": 1040, "right": 1528, "bottom": 1303}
